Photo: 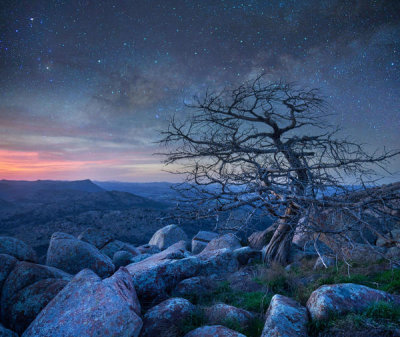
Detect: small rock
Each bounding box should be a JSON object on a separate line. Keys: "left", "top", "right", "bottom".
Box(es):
{"left": 0, "top": 237, "right": 37, "bottom": 262}
{"left": 192, "top": 231, "right": 219, "bottom": 254}
{"left": 307, "top": 283, "right": 398, "bottom": 320}
{"left": 22, "top": 268, "right": 142, "bottom": 337}
{"left": 233, "top": 246, "right": 262, "bottom": 265}
{"left": 202, "top": 234, "right": 241, "bottom": 253}
{"left": 205, "top": 303, "right": 254, "bottom": 330}
{"left": 77, "top": 227, "right": 113, "bottom": 249}
{"left": 113, "top": 250, "right": 135, "bottom": 268}
{"left": 140, "top": 297, "right": 196, "bottom": 337}
{"left": 149, "top": 224, "right": 189, "bottom": 250}
{"left": 101, "top": 240, "right": 140, "bottom": 259}
{"left": 46, "top": 232, "right": 115, "bottom": 277}
{"left": 184, "top": 325, "right": 246, "bottom": 337}
{"left": 261, "top": 294, "right": 309, "bottom": 337}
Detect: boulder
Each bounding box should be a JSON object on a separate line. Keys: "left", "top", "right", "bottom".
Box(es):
{"left": 0, "top": 254, "right": 17, "bottom": 295}
{"left": 6, "top": 279, "right": 68, "bottom": 334}
{"left": 192, "top": 231, "right": 219, "bottom": 254}
{"left": 22, "top": 268, "right": 142, "bottom": 337}
{"left": 261, "top": 294, "right": 309, "bottom": 337}
{"left": 101, "top": 240, "right": 141, "bottom": 259}
{"left": 140, "top": 297, "right": 195, "bottom": 337}
{"left": 149, "top": 224, "right": 188, "bottom": 250}
{"left": 233, "top": 247, "right": 262, "bottom": 265}
{"left": 202, "top": 234, "right": 241, "bottom": 253}
{"left": 0, "top": 237, "right": 37, "bottom": 262}
{"left": 198, "top": 248, "right": 240, "bottom": 275}
{"left": 184, "top": 325, "right": 246, "bottom": 337}
{"left": 248, "top": 227, "right": 276, "bottom": 250}
{"left": 137, "top": 244, "right": 161, "bottom": 255}
{"left": 307, "top": 283, "right": 399, "bottom": 320}
{"left": 1, "top": 261, "right": 71, "bottom": 334}
{"left": 174, "top": 276, "right": 214, "bottom": 298}
{"left": 113, "top": 250, "right": 135, "bottom": 269}
{"left": 127, "top": 253, "right": 200, "bottom": 307}
{"left": 204, "top": 304, "right": 254, "bottom": 330}
{"left": 0, "top": 324, "right": 18, "bottom": 337}
{"left": 127, "top": 245, "right": 239, "bottom": 307}
{"left": 77, "top": 227, "right": 113, "bottom": 249}
{"left": 46, "top": 232, "right": 115, "bottom": 277}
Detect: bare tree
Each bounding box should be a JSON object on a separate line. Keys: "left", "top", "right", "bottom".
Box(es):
{"left": 160, "top": 75, "right": 399, "bottom": 265}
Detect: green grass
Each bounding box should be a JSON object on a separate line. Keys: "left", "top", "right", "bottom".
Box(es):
{"left": 308, "top": 301, "right": 400, "bottom": 336}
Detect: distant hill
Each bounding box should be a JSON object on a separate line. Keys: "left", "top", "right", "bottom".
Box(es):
{"left": 0, "top": 179, "right": 104, "bottom": 201}
{"left": 95, "top": 181, "right": 178, "bottom": 203}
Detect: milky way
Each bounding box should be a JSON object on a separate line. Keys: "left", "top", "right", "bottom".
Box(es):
{"left": 0, "top": 0, "right": 399, "bottom": 181}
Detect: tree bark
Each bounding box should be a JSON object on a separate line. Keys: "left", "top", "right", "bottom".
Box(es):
{"left": 263, "top": 202, "right": 300, "bottom": 265}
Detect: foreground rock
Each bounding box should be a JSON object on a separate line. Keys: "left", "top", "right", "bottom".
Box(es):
{"left": 22, "top": 268, "right": 142, "bottom": 337}
{"left": 46, "top": 232, "right": 115, "bottom": 277}
{"left": 0, "top": 324, "right": 18, "bottom": 337}
{"left": 0, "top": 237, "right": 37, "bottom": 262}
{"left": 202, "top": 234, "right": 241, "bottom": 253}
{"left": 184, "top": 325, "right": 246, "bottom": 337}
{"left": 261, "top": 294, "right": 309, "bottom": 337}
{"left": 1, "top": 261, "right": 71, "bottom": 334}
{"left": 140, "top": 298, "right": 195, "bottom": 337}
{"left": 192, "top": 231, "right": 219, "bottom": 254}
{"left": 205, "top": 304, "right": 254, "bottom": 330}
{"left": 77, "top": 227, "right": 113, "bottom": 249}
{"left": 149, "top": 224, "right": 188, "bottom": 250}
{"left": 307, "top": 283, "right": 398, "bottom": 320}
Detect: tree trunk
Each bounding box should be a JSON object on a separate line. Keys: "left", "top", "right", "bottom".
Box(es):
{"left": 263, "top": 202, "right": 300, "bottom": 265}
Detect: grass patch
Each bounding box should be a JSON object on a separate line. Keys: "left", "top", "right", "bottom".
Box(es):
{"left": 179, "top": 280, "right": 271, "bottom": 314}
{"left": 308, "top": 301, "right": 400, "bottom": 336}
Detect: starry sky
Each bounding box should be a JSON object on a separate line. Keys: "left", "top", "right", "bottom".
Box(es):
{"left": 0, "top": 0, "right": 399, "bottom": 182}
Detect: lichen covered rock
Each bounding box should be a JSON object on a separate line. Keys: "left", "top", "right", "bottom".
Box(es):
{"left": 192, "top": 231, "right": 219, "bottom": 254}
{"left": 0, "top": 237, "right": 37, "bottom": 262}
{"left": 46, "top": 232, "right": 115, "bottom": 277}
{"left": 77, "top": 227, "right": 113, "bottom": 249}
{"left": 261, "top": 294, "right": 309, "bottom": 337}
{"left": 149, "top": 224, "right": 188, "bottom": 250}
{"left": 140, "top": 297, "right": 195, "bottom": 337}
{"left": 307, "top": 283, "right": 398, "bottom": 320}
{"left": 205, "top": 303, "right": 254, "bottom": 331}
{"left": 22, "top": 268, "right": 142, "bottom": 337}
{"left": 1, "top": 261, "right": 71, "bottom": 334}
{"left": 202, "top": 234, "right": 241, "bottom": 253}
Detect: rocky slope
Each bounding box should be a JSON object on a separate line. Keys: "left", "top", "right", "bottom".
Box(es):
{"left": 0, "top": 222, "right": 399, "bottom": 337}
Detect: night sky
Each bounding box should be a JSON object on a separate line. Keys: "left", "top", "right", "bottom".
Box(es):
{"left": 0, "top": 0, "right": 399, "bottom": 182}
